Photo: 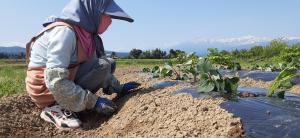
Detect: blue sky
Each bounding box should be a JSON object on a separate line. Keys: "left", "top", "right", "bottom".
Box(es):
{"left": 0, "top": 0, "right": 300, "bottom": 52}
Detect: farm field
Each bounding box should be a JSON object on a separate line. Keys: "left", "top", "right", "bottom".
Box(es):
{"left": 2, "top": 1, "right": 300, "bottom": 137}
{"left": 1, "top": 58, "right": 300, "bottom": 137}
{"left": 0, "top": 63, "right": 243, "bottom": 137}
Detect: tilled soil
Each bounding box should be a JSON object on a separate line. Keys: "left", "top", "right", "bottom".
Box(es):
{"left": 0, "top": 68, "right": 244, "bottom": 138}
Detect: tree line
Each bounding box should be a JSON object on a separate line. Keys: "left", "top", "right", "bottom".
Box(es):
{"left": 0, "top": 52, "right": 25, "bottom": 59}
{"left": 129, "top": 48, "right": 185, "bottom": 59}
{"left": 207, "top": 39, "right": 300, "bottom": 67}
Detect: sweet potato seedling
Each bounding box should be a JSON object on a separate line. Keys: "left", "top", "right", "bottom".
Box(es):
{"left": 143, "top": 53, "right": 240, "bottom": 100}
{"left": 268, "top": 67, "right": 299, "bottom": 98}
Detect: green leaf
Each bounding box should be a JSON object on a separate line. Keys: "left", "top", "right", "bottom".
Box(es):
{"left": 278, "top": 63, "right": 287, "bottom": 70}
{"left": 214, "top": 79, "right": 225, "bottom": 92}
{"left": 142, "top": 68, "right": 151, "bottom": 73}
{"left": 152, "top": 66, "right": 161, "bottom": 78}
{"left": 279, "top": 80, "right": 294, "bottom": 89}
{"left": 185, "top": 60, "right": 193, "bottom": 65}
{"left": 198, "top": 80, "right": 215, "bottom": 93}
{"left": 166, "top": 60, "right": 173, "bottom": 66}
{"left": 229, "top": 63, "right": 241, "bottom": 71}
{"left": 200, "top": 73, "right": 210, "bottom": 80}
{"left": 152, "top": 66, "right": 160, "bottom": 73}
{"left": 225, "top": 77, "right": 239, "bottom": 94}
{"left": 164, "top": 64, "right": 173, "bottom": 70}
{"left": 211, "top": 74, "right": 221, "bottom": 81}
{"left": 160, "top": 68, "right": 173, "bottom": 77}
{"left": 197, "top": 59, "right": 212, "bottom": 74}
{"left": 267, "top": 67, "right": 298, "bottom": 97}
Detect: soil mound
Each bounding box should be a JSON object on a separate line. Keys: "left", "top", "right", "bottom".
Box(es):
{"left": 0, "top": 68, "right": 243, "bottom": 138}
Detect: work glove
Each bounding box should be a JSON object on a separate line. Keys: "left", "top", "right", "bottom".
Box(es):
{"left": 118, "top": 81, "right": 141, "bottom": 97}
{"left": 94, "top": 97, "right": 118, "bottom": 116}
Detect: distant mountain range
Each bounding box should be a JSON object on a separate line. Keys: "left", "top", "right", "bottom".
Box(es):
{"left": 0, "top": 46, "right": 129, "bottom": 57}
{"left": 0, "top": 46, "right": 26, "bottom": 54}
{"left": 1, "top": 36, "right": 300, "bottom": 57}
{"left": 105, "top": 51, "right": 129, "bottom": 58}
{"left": 166, "top": 36, "right": 300, "bottom": 55}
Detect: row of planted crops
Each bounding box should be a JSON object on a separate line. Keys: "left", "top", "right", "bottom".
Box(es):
{"left": 142, "top": 52, "right": 300, "bottom": 137}
{"left": 142, "top": 52, "right": 300, "bottom": 99}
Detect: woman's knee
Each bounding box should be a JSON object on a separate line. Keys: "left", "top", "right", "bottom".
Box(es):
{"left": 96, "top": 58, "right": 115, "bottom": 74}
{"left": 95, "top": 58, "right": 111, "bottom": 73}
{"left": 106, "top": 58, "right": 116, "bottom": 74}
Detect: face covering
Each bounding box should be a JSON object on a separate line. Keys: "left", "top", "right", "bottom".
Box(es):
{"left": 98, "top": 14, "right": 112, "bottom": 34}
{"left": 73, "top": 26, "right": 95, "bottom": 58}
{"left": 73, "top": 14, "right": 112, "bottom": 58}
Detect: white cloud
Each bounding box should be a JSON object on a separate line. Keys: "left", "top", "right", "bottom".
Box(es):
{"left": 216, "top": 36, "right": 271, "bottom": 44}
{"left": 282, "top": 36, "right": 300, "bottom": 41}
{"left": 162, "top": 35, "right": 300, "bottom": 48}
{"left": 192, "top": 36, "right": 272, "bottom": 45}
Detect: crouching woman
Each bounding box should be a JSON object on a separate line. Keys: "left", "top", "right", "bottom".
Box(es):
{"left": 25, "top": 0, "right": 140, "bottom": 129}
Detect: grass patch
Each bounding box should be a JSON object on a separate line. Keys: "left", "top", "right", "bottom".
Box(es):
{"left": 0, "top": 65, "right": 26, "bottom": 97}
{"left": 0, "top": 59, "right": 167, "bottom": 97}
{"left": 116, "top": 59, "right": 167, "bottom": 68}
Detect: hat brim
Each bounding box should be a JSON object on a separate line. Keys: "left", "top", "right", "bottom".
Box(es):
{"left": 104, "top": 0, "right": 134, "bottom": 23}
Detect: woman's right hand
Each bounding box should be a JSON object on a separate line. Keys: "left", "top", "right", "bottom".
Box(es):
{"left": 94, "top": 97, "right": 117, "bottom": 116}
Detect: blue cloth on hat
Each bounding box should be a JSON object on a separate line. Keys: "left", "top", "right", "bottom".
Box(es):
{"left": 45, "top": 0, "right": 111, "bottom": 33}
{"left": 43, "top": 0, "right": 133, "bottom": 57}
{"left": 105, "top": 0, "right": 134, "bottom": 22}
{"left": 43, "top": 0, "right": 112, "bottom": 57}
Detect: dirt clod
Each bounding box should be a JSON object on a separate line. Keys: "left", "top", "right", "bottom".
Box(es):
{"left": 228, "top": 121, "right": 244, "bottom": 138}
{"left": 202, "top": 107, "right": 209, "bottom": 112}
{"left": 238, "top": 92, "right": 258, "bottom": 98}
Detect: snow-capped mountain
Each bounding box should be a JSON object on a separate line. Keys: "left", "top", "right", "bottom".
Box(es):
{"left": 2, "top": 36, "right": 300, "bottom": 56}
{"left": 168, "top": 36, "right": 300, "bottom": 55}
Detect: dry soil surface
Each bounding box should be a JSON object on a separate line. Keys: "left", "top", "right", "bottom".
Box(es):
{"left": 0, "top": 68, "right": 244, "bottom": 138}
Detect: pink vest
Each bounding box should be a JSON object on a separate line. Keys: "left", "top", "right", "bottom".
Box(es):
{"left": 25, "top": 22, "right": 88, "bottom": 108}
